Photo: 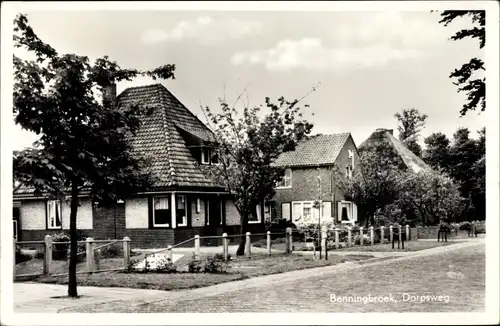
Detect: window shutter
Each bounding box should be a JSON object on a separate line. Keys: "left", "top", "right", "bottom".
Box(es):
{"left": 256, "top": 203, "right": 262, "bottom": 222}
{"left": 221, "top": 199, "right": 226, "bottom": 225}
{"left": 353, "top": 203, "right": 358, "bottom": 222}
{"left": 282, "top": 203, "right": 291, "bottom": 221}
{"left": 322, "top": 201, "right": 332, "bottom": 220}
{"left": 148, "top": 196, "right": 153, "bottom": 228}
{"left": 292, "top": 202, "right": 302, "bottom": 222}
{"left": 337, "top": 201, "right": 342, "bottom": 222}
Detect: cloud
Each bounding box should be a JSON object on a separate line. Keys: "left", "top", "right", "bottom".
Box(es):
{"left": 231, "top": 12, "right": 447, "bottom": 71}
{"left": 141, "top": 16, "right": 261, "bottom": 45}
{"left": 231, "top": 38, "right": 424, "bottom": 71}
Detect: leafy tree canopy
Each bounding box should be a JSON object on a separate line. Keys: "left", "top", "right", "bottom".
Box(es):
{"left": 13, "top": 13, "right": 176, "bottom": 296}
{"left": 438, "top": 10, "right": 485, "bottom": 116}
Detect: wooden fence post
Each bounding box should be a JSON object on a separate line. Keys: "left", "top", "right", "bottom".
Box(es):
{"left": 245, "top": 232, "right": 251, "bottom": 258}
{"left": 123, "top": 236, "right": 131, "bottom": 268}
{"left": 389, "top": 225, "right": 393, "bottom": 243}
{"left": 222, "top": 233, "right": 229, "bottom": 261}
{"left": 359, "top": 227, "right": 364, "bottom": 246}
{"left": 167, "top": 245, "right": 173, "bottom": 261}
{"left": 86, "top": 237, "right": 94, "bottom": 273}
{"left": 334, "top": 228, "right": 339, "bottom": 249}
{"left": 321, "top": 226, "right": 327, "bottom": 258}
{"left": 44, "top": 235, "right": 53, "bottom": 275}
{"left": 194, "top": 235, "right": 200, "bottom": 260}
{"left": 370, "top": 226, "right": 374, "bottom": 246}
{"left": 286, "top": 227, "right": 292, "bottom": 254}
{"left": 406, "top": 225, "right": 410, "bottom": 241}
{"left": 266, "top": 231, "right": 271, "bottom": 256}
{"left": 380, "top": 227, "right": 385, "bottom": 244}
{"left": 347, "top": 227, "right": 352, "bottom": 247}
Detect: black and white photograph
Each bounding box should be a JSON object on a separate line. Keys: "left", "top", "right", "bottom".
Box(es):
{"left": 1, "top": 1, "right": 498, "bottom": 325}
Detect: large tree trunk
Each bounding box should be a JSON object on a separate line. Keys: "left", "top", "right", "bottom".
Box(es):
{"left": 236, "top": 211, "right": 249, "bottom": 256}
{"left": 68, "top": 182, "right": 79, "bottom": 297}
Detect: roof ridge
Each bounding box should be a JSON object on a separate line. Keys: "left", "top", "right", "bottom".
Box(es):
{"left": 156, "top": 85, "right": 215, "bottom": 140}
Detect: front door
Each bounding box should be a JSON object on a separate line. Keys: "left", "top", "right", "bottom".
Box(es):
{"left": 207, "top": 197, "right": 222, "bottom": 227}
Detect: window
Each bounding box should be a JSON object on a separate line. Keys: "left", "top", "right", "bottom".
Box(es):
{"left": 176, "top": 195, "right": 187, "bottom": 227}
{"left": 249, "top": 204, "right": 262, "bottom": 223}
{"left": 345, "top": 165, "right": 353, "bottom": 179}
{"left": 201, "top": 147, "right": 211, "bottom": 165}
{"left": 282, "top": 203, "right": 291, "bottom": 221}
{"left": 47, "top": 200, "right": 62, "bottom": 229}
{"left": 291, "top": 201, "right": 314, "bottom": 223}
{"left": 13, "top": 220, "right": 18, "bottom": 240}
{"left": 153, "top": 196, "right": 170, "bottom": 227}
{"left": 196, "top": 198, "right": 201, "bottom": 213}
{"left": 276, "top": 169, "right": 292, "bottom": 188}
{"left": 205, "top": 199, "right": 210, "bottom": 225}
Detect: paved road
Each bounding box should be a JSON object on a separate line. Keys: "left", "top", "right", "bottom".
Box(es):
{"left": 12, "top": 239, "right": 484, "bottom": 313}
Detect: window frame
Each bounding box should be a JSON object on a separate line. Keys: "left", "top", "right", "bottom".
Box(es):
{"left": 152, "top": 196, "right": 171, "bottom": 228}
{"left": 291, "top": 201, "right": 315, "bottom": 223}
{"left": 201, "top": 147, "right": 211, "bottom": 165}
{"left": 176, "top": 195, "right": 188, "bottom": 227}
{"left": 275, "top": 168, "right": 292, "bottom": 189}
{"left": 196, "top": 198, "right": 201, "bottom": 214}
{"left": 46, "top": 199, "right": 62, "bottom": 230}
{"left": 13, "top": 220, "right": 18, "bottom": 240}
{"left": 248, "top": 203, "right": 262, "bottom": 224}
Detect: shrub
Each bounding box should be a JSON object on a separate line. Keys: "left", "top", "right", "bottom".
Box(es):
{"left": 459, "top": 221, "right": 472, "bottom": 230}
{"left": 96, "top": 242, "right": 122, "bottom": 259}
{"left": 203, "top": 255, "right": 228, "bottom": 274}
{"left": 34, "top": 248, "right": 44, "bottom": 259}
{"left": 188, "top": 254, "right": 202, "bottom": 273}
{"left": 15, "top": 245, "right": 32, "bottom": 264}
{"left": 52, "top": 232, "right": 70, "bottom": 260}
{"left": 213, "top": 253, "right": 231, "bottom": 261}
{"left": 154, "top": 256, "right": 177, "bottom": 273}
{"left": 354, "top": 234, "right": 370, "bottom": 246}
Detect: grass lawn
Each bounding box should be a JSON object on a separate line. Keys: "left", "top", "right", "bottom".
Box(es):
{"left": 18, "top": 253, "right": 374, "bottom": 292}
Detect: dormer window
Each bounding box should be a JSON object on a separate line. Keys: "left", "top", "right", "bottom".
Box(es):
{"left": 201, "top": 147, "right": 211, "bottom": 165}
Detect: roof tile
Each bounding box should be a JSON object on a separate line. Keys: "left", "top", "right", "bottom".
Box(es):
{"left": 273, "top": 133, "right": 351, "bottom": 167}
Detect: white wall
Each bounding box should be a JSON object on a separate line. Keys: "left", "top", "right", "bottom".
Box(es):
{"left": 20, "top": 200, "right": 46, "bottom": 230}
{"left": 125, "top": 197, "right": 149, "bottom": 228}
{"left": 61, "top": 199, "right": 93, "bottom": 230}
{"left": 225, "top": 200, "right": 241, "bottom": 225}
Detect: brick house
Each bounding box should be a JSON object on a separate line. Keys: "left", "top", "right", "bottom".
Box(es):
{"left": 13, "top": 83, "right": 265, "bottom": 248}
{"left": 270, "top": 133, "right": 360, "bottom": 226}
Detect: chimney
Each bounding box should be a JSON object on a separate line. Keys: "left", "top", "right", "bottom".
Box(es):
{"left": 375, "top": 128, "right": 393, "bottom": 135}
{"left": 102, "top": 83, "right": 117, "bottom": 107}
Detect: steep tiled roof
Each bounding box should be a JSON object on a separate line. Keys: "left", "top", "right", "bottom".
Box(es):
{"left": 14, "top": 84, "right": 224, "bottom": 196}
{"left": 272, "top": 133, "right": 351, "bottom": 167}
{"left": 359, "top": 129, "right": 430, "bottom": 173}
{"left": 117, "top": 84, "right": 222, "bottom": 189}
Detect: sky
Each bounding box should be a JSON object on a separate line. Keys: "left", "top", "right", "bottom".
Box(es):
{"left": 11, "top": 9, "right": 486, "bottom": 150}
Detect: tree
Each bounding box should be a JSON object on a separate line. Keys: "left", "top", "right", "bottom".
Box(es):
{"left": 399, "top": 169, "right": 463, "bottom": 225}
{"left": 337, "top": 141, "right": 406, "bottom": 227}
{"left": 394, "top": 108, "right": 428, "bottom": 157}
{"left": 13, "top": 13, "right": 175, "bottom": 297}
{"left": 422, "top": 132, "right": 451, "bottom": 170}
{"left": 438, "top": 11, "right": 485, "bottom": 116}
{"left": 202, "top": 92, "right": 314, "bottom": 255}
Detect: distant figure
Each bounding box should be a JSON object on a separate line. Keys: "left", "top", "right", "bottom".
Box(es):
{"left": 446, "top": 265, "right": 465, "bottom": 279}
